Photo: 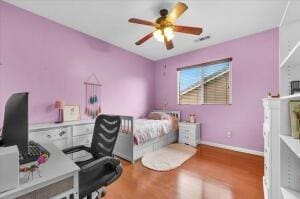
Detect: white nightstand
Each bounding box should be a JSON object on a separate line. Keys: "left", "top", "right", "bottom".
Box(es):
{"left": 179, "top": 122, "right": 201, "bottom": 147}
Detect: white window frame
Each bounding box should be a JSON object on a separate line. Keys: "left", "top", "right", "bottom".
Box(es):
{"left": 177, "top": 58, "right": 232, "bottom": 105}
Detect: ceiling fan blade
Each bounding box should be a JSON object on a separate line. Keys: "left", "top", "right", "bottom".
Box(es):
{"left": 129, "top": 18, "right": 156, "bottom": 27}
{"left": 164, "top": 36, "right": 174, "bottom": 50}
{"left": 174, "top": 25, "right": 203, "bottom": 35}
{"left": 135, "top": 32, "right": 153, "bottom": 45}
{"left": 167, "top": 2, "right": 188, "bottom": 23}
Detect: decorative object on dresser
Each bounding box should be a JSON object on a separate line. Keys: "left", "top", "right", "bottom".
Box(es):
{"left": 84, "top": 73, "right": 102, "bottom": 118}
{"left": 141, "top": 143, "right": 196, "bottom": 171}
{"left": 289, "top": 100, "right": 300, "bottom": 138}
{"left": 63, "top": 105, "right": 81, "bottom": 122}
{"left": 268, "top": 92, "right": 280, "bottom": 98}
{"left": 188, "top": 114, "right": 196, "bottom": 123}
{"left": 178, "top": 122, "right": 200, "bottom": 147}
{"left": 114, "top": 110, "right": 180, "bottom": 163}
{"left": 54, "top": 100, "right": 64, "bottom": 123}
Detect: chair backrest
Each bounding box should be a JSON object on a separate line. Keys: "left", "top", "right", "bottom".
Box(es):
{"left": 90, "top": 115, "right": 121, "bottom": 159}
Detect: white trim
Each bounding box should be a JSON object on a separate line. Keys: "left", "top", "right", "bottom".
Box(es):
{"left": 279, "top": 0, "right": 291, "bottom": 27}
{"left": 200, "top": 141, "right": 264, "bottom": 156}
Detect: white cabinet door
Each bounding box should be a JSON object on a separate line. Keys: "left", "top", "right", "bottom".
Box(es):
{"left": 53, "top": 139, "right": 69, "bottom": 150}
{"left": 29, "top": 127, "right": 72, "bottom": 150}
{"left": 73, "top": 124, "right": 94, "bottom": 136}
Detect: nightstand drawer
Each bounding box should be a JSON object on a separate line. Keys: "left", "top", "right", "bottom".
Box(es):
{"left": 179, "top": 125, "right": 196, "bottom": 132}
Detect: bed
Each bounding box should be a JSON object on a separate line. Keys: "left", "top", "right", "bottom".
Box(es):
{"left": 113, "top": 110, "right": 180, "bottom": 163}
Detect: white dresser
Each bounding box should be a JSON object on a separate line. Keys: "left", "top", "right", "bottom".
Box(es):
{"left": 178, "top": 122, "right": 200, "bottom": 147}
{"left": 263, "top": 98, "right": 280, "bottom": 199}
{"left": 29, "top": 120, "right": 95, "bottom": 162}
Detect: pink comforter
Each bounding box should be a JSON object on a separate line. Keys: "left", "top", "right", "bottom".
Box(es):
{"left": 133, "top": 119, "right": 172, "bottom": 145}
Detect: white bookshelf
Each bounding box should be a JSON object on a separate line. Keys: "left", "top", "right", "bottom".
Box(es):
{"left": 280, "top": 93, "right": 300, "bottom": 100}
{"left": 280, "top": 135, "right": 300, "bottom": 158}
{"left": 278, "top": 0, "right": 300, "bottom": 199}
{"left": 280, "top": 0, "right": 300, "bottom": 26}
{"left": 280, "top": 41, "right": 300, "bottom": 68}
{"left": 281, "top": 187, "right": 300, "bottom": 199}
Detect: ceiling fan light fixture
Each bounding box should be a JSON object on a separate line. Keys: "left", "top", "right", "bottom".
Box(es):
{"left": 153, "top": 29, "right": 164, "bottom": 42}
{"left": 164, "top": 27, "right": 174, "bottom": 41}
{"left": 154, "top": 27, "right": 174, "bottom": 42}
{"left": 129, "top": 2, "right": 202, "bottom": 50}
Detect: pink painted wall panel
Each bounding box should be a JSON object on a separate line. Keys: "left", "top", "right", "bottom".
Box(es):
{"left": 0, "top": 1, "right": 279, "bottom": 152}
{"left": 153, "top": 29, "right": 279, "bottom": 151}
{"left": 0, "top": 1, "right": 154, "bottom": 124}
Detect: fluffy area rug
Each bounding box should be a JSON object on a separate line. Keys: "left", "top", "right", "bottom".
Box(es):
{"left": 141, "top": 143, "right": 196, "bottom": 171}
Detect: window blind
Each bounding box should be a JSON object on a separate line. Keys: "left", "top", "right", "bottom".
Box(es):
{"left": 178, "top": 58, "right": 232, "bottom": 105}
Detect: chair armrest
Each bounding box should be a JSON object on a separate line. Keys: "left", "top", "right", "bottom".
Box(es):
{"left": 63, "top": 145, "right": 91, "bottom": 155}
{"left": 81, "top": 156, "right": 120, "bottom": 173}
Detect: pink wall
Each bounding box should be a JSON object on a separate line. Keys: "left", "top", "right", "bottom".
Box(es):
{"left": 0, "top": 1, "right": 154, "bottom": 124}
{"left": 153, "top": 29, "right": 279, "bottom": 152}
{"left": 0, "top": 1, "right": 279, "bottom": 152}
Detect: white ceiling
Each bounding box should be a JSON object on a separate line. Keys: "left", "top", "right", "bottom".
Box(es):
{"left": 4, "top": 0, "right": 287, "bottom": 61}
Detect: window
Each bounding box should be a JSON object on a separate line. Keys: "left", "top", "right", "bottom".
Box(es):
{"left": 178, "top": 58, "right": 232, "bottom": 105}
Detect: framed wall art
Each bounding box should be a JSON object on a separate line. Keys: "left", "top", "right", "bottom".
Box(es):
{"left": 63, "top": 105, "right": 81, "bottom": 122}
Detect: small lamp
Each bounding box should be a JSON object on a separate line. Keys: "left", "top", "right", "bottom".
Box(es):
{"left": 54, "top": 100, "right": 64, "bottom": 123}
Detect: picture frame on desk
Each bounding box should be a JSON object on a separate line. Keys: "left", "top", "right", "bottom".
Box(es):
{"left": 63, "top": 105, "right": 81, "bottom": 122}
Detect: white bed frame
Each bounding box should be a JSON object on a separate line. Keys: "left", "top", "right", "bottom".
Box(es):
{"left": 113, "top": 110, "right": 181, "bottom": 163}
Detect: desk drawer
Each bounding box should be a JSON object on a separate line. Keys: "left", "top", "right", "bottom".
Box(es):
{"left": 30, "top": 128, "right": 69, "bottom": 142}
{"left": 53, "top": 139, "right": 69, "bottom": 150}
{"left": 73, "top": 124, "right": 94, "bottom": 136}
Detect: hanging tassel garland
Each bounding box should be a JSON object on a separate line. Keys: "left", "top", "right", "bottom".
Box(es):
{"left": 84, "top": 73, "right": 102, "bottom": 119}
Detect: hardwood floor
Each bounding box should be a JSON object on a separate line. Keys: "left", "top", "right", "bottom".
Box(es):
{"left": 105, "top": 145, "right": 264, "bottom": 199}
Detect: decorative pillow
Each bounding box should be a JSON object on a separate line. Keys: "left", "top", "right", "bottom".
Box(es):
{"left": 147, "top": 113, "right": 162, "bottom": 120}
{"left": 161, "top": 113, "right": 172, "bottom": 120}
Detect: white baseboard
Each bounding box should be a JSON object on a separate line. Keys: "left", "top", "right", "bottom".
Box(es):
{"left": 200, "top": 141, "right": 264, "bottom": 156}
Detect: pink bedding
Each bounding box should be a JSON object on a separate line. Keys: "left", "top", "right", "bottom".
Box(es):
{"left": 133, "top": 119, "right": 172, "bottom": 145}
{"left": 120, "top": 113, "right": 179, "bottom": 145}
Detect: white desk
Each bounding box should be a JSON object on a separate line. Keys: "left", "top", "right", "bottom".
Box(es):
{"left": 29, "top": 120, "right": 95, "bottom": 162}
{"left": 0, "top": 143, "right": 79, "bottom": 199}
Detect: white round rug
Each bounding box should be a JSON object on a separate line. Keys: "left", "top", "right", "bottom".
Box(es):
{"left": 141, "top": 143, "right": 197, "bottom": 171}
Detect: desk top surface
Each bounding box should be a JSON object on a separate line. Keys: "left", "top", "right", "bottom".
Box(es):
{"left": 0, "top": 143, "right": 79, "bottom": 199}
{"left": 29, "top": 119, "right": 95, "bottom": 131}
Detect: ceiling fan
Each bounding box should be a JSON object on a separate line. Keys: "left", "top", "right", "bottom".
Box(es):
{"left": 128, "top": 2, "right": 203, "bottom": 50}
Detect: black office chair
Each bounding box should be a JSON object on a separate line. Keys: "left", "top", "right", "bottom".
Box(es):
{"left": 63, "top": 115, "right": 122, "bottom": 199}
